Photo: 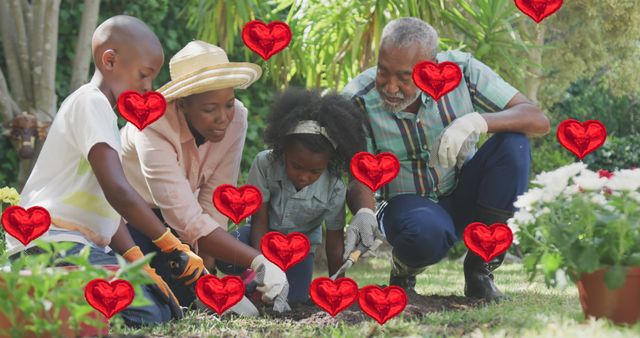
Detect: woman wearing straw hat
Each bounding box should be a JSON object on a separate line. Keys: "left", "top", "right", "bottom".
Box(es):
{"left": 120, "top": 41, "right": 289, "bottom": 315}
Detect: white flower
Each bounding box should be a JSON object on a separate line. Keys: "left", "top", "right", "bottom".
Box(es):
{"left": 629, "top": 191, "right": 640, "bottom": 204}
{"left": 513, "top": 188, "right": 545, "bottom": 209}
{"left": 514, "top": 210, "right": 535, "bottom": 225}
{"left": 532, "top": 162, "right": 587, "bottom": 194}
{"left": 538, "top": 207, "right": 551, "bottom": 215}
{"left": 572, "top": 169, "right": 607, "bottom": 191}
{"left": 506, "top": 217, "right": 520, "bottom": 245}
{"left": 563, "top": 184, "right": 581, "bottom": 195}
{"left": 533, "top": 162, "right": 587, "bottom": 188}
{"left": 590, "top": 193, "right": 608, "bottom": 206}
{"left": 605, "top": 168, "right": 640, "bottom": 191}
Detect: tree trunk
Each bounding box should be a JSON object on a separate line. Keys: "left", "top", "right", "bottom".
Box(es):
{"left": 0, "top": 68, "right": 20, "bottom": 121}
{"left": 9, "top": 0, "right": 35, "bottom": 111}
{"left": 69, "top": 0, "right": 101, "bottom": 92}
{"left": 31, "top": 0, "right": 47, "bottom": 115}
{"left": 40, "top": 0, "right": 60, "bottom": 120}
{"left": 0, "top": 1, "right": 26, "bottom": 108}
{"left": 525, "top": 24, "right": 546, "bottom": 104}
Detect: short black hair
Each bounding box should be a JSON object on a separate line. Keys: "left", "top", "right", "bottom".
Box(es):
{"left": 264, "top": 87, "right": 366, "bottom": 175}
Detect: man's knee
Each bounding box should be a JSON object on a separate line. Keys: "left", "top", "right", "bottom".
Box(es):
{"left": 495, "top": 132, "right": 531, "bottom": 171}
{"left": 396, "top": 222, "right": 456, "bottom": 268}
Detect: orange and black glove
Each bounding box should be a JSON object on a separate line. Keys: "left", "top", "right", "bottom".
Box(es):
{"left": 151, "top": 228, "right": 206, "bottom": 285}
{"left": 122, "top": 246, "right": 183, "bottom": 319}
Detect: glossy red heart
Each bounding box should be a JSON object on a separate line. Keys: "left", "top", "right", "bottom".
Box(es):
{"left": 350, "top": 152, "right": 400, "bottom": 192}
{"left": 463, "top": 222, "right": 513, "bottom": 263}
{"left": 358, "top": 285, "right": 407, "bottom": 325}
{"left": 242, "top": 20, "right": 292, "bottom": 60}
{"left": 412, "top": 61, "right": 462, "bottom": 101}
{"left": 261, "top": 231, "right": 310, "bottom": 271}
{"left": 514, "top": 0, "right": 563, "bottom": 23}
{"left": 195, "top": 275, "right": 245, "bottom": 315}
{"left": 1, "top": 205, "right": 51, "bottom": 246}
{"left": 116, "top": 90, "right": 166, "bottom": 131}
{"left": 84, "top": 278, "right": 134, "bottom": 319}
{"left": 213, "top": 184, "right": 263, "bottom": 224}
{"left": 309, "top": 277, "right": 359, "bottom": 317}
{"left": 556, "top": 119, "right": 607, "bottom": 160}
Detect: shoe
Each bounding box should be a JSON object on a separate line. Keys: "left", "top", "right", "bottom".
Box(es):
{"left": 463, "top": 250, "right": 508, "bottom": 302}
{"left": 388, "top": 253, "right": 425, "bottom": 294}
{"left": 463, "top": 204, "right": 514, "bottom": 302}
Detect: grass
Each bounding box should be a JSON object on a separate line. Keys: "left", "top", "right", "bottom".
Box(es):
{"left": 111, "top": 249, "right": 640, "bottom": 338}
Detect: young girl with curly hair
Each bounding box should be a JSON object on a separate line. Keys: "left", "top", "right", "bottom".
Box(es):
{"left": 219, "top": 87, "right": 366, "bottom": 303}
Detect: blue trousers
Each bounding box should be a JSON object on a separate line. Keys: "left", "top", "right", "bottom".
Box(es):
{"left": 9, "top": 242, "right": 174, "bottom": 327}
{"left": 378, "top": 133, "right": 531, "bottom": 268}
{"left": 216, "top": 226, "right": 316, "bottom": 304}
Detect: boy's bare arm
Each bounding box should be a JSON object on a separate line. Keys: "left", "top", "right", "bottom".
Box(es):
{"left": 88, "top": 143, "right": 166, "bottom": 239}
{"left": 109, "top": 219, "right": 137, "bottom": 256}
{"left": 249, "top": 203, "right": 270, "bottom": 251}
{"left": 197, "top": 228, "right": 260, "bottom": 268}
{"left": 326, "top": 229, "right": 345, "bottom": 277}
{"left": 346, "top": 180, "right": 376, "bottom": 214}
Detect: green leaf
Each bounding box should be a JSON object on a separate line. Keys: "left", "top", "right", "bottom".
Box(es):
{"left": 541, "top": 252, "right": 562, "bottom": 276}
{"left": 627, "top": 253, "right": 640, "bottom": 266}
{"left": 604, "top": 265, "right": 627, "bottom": 290}
{"left": 576, "top": 247, "right": 600, "bottom": 273}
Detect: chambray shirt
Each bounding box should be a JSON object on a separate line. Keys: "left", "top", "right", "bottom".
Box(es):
{"left": 247, "top": 150, "right": 346, "bottom": 247}
{"left": 342, "top": 50, "right": 518, "bottom": 202}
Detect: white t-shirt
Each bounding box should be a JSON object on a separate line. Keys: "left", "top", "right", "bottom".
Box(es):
{"left": 6, "top": 80, "right": 122, "bottom": 256}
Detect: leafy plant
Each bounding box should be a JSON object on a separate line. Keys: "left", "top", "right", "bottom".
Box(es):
{"left": 0, "top": 240, "right": 154, "bottom": 337}
{"left": 510, "top": 163, "right": 640, "bottom": 290}
{"left": 583, "top": 134, "right": 640, "bottom": 172}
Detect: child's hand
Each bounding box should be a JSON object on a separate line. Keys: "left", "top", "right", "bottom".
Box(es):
{"left": 344, "top": 208, "right": 380, "bottom": 260}
{"left": 152, "top": 228, "right": 206, "bottom": 285}
{"left": 250, "top": 254, "right": 290, "bottom": 306}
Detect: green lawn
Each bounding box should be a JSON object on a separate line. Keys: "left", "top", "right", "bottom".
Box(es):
{"left": 111, "top": 251, "right": 640, "bottom": 337}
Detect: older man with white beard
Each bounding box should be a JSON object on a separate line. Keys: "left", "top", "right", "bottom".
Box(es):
{"left": 341, "top": 17, "right": 550, "bottom": 302}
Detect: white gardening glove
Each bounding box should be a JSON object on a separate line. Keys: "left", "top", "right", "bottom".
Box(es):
{"left": 343, "top": 208, "right": 380, "bottom": 261}
{"left": 250, "top": 254, "right": 289, "bottom": 305}
{"left": 429, "top": 112, "right": 487, "bottom": 169}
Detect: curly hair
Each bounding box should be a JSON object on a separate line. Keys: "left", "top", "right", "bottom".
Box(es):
{"left": 263, "top": 87, "right": 367, "bottom": 176}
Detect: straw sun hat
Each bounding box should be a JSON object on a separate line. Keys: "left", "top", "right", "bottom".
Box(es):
{"left": 158, "top": 40, "right": 262, "bottom": 102}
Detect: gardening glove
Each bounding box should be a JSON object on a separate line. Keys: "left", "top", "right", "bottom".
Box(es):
{"left": 123, "top": 246, "right": 183, "bottom": 319}
{"left": 152, "top": 228, "right": 206, "bottom": 286}
{"left": 429, "top": 112, "right": 487, "bottom": 169}
{"left": 343, "top": 208, "right": 381, "bottom": 261}
{"left": 250, "top": 254, "right": 290, "bottom": 307}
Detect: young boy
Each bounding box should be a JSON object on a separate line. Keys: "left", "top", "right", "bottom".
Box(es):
{"left": 5, "top": 15, "right": 205, "bottom": 326}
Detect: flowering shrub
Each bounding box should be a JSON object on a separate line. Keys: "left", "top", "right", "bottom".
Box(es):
{"left": 0, "top": 186, "right": 20, "bottom": 256}
{"left": 509, "top": 163, "right": 640, "bottom": 289}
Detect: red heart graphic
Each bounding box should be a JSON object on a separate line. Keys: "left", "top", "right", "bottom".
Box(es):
{"left": 310, "top": 277, "right": 359, "bottom": 316}
{"left": 261, "top": 232, "right": 310, "bottom": 271}
{"left": 514, "top": 0, "right": 563, "bottom": 23}
{"left": 116, "top": 90, "right": 166, "bottom": 131}
{"left": 195, "top": 275, "right": 245, "bottom": 315}
{"left": 358, "top": 285, "right": 407, "bottom": 325}
{"left": 412, "top": 61, "right": 462, "bottom": 101}
{"left": 213, "top": 184, "right": 263, "bottom": 224}
{"left": 242, "top": 20, "right": 292, "bottom": 60}
{"left": 1, "top": 205, "right": 51, "bottom": 245}
{"left": 350, "top": 152, "right": 400, "bottom": 192}
{"left": 556, "top": 119, "right": 607, "bottom": 160}
{"left": 84, "top": 278, "right": 135, "bottom": 319}
{"left": 463, "top": 222, "right": 513, "bottom": 262}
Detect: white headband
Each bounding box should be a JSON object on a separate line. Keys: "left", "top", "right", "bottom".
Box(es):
{"left": 287, "top": 120, "right": 337, "bottom": 149}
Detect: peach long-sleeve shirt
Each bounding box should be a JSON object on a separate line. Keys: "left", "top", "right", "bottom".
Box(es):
{"left": 120, "top": 99, "right": 247, "bottom": 252}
